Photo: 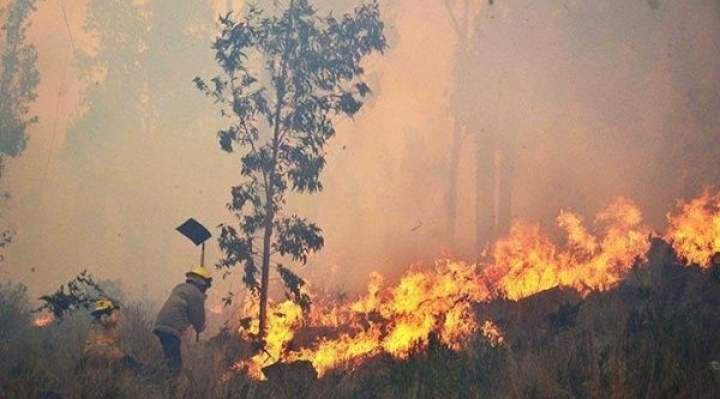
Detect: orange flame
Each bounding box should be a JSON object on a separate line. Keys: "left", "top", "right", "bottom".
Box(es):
{"left": 230, "top": 192, "right": 720, "bottom": 379}
{"left": 485, "top": 197, "right": 650, "bottom": 300}
{"left": 33, "top": 313, "right": 54, "bottom": 328}
{"left": 480, "top": 320, "right": 504, "bottom": 347}
{"left": 664, "top": 190, "right": 720, "bottom": 267}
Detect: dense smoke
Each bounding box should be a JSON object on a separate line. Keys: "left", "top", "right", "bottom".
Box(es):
{"left": 2, "top": 0, "right": 719, "bottom": 306}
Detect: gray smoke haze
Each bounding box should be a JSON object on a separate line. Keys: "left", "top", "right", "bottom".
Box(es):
{"left": 2, "top": 0, "right": 720, "bottom": 307}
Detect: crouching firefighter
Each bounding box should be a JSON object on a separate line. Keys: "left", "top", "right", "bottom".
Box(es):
{"left": 153, "top": 266, "right": 212, "bottom": 377}
{"left": 79, "top": 298, "right": 140, "bottom": 374}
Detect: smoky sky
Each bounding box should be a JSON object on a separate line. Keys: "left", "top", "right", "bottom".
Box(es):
{"left": 3, "top": 0, "right": 720, "bottom": 305}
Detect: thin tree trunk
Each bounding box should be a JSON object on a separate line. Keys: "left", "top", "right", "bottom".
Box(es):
{"left": 496, "top": 132, "right": 515, "bottom": 238}
{"left": 258, "top": 209, "right": 273, "bottom": 339}
{"left": 475, "top": 131, "right": 494, "bottom": 260}
{"left": 447, "top": 122, "right": 462, "bottom": 248}
{"left": 258, "top": 0, "right": 294, "bottom": 341}
{"left": 443, "top": 0, "right": 471, "bottom": 253}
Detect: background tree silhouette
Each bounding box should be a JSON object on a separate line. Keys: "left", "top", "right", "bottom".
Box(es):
{"left": 0, "top": 0, "right": 40, "bottom": 166}
{"left": 196, "top": 0, "right": 386, "bottom": 340}
{"left": 0, "top": 0, "right": 41, "bottom": 258}
{"left": 61, "top": 0, "right": 217, "bottom": 269}
{"left": 69, "top": 0, "right": 215, "bottom": 153}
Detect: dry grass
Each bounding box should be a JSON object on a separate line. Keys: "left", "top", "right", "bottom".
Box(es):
{"left": 2, "top": 239, "right": 720, "bottom": 398}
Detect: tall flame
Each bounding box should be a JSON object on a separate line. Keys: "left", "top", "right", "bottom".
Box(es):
{"left": 486, "top": 197, "right": 650, "bottom": 300}
{"left": 230, "top": 192, "right": 720, "bottom": 378}
{"left": 664, "top": 190, "right": 720, "bottom": 266}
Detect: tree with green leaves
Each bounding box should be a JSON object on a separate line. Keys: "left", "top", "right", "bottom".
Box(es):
{"left": 35, "top": 270, "right": 108, "bottom": 318}
{"left": 69, "top": 0, "right": 215, "bottom": 155}
{"left": 0, "top": 0, "right": 39, "bottom": 170}
{"left": 63, "top": 0, "right": 216, "bottom": 266}
{"left": 195, "top": 0, "right": 386, "bottom": 339}
{"left": 0, "top": 0, "right": 41, "bottom": 259}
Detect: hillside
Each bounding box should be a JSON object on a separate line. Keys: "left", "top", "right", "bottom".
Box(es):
{"left": 2, "top": 238, "right": 719, "bottom": 398}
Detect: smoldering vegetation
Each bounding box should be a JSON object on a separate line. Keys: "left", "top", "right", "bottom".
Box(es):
{"left": 1, "top": 238, "right": 719, "bottom": 399}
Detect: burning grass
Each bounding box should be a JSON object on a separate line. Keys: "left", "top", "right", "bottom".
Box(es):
{"left": 230, "top": 192, "right": 720, "bottom": 381}
{"left": 2, "top": 192, "right": 720, "bottom": 397}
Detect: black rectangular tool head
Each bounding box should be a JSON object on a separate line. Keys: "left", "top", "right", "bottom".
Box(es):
{"left": 176, "top": 218, "right": 211, "bottom": 246}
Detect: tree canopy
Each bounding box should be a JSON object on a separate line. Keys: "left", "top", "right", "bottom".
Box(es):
{"left": 0, "top": 0, "right": 41, "bottom": 258}
{"left": 195, "top": 0, "right": 386, "bottom": 338}
{"left": 0, "top": 0, "right": 40, "bottom": 167}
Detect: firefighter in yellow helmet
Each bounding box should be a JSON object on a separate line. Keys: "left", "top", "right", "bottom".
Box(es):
{"left": 153, "top": 266, "right": 212, "bottom": 377}
{"left": 80, "top": 298, "right": 140, "bottom": 373}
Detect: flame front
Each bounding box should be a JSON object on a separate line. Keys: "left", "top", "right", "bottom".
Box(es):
{"left": 231, "top": 192, "right": 720, "bottom": 378}
{"left": 665, "top": 190, "right": 720, "bottom": 266}
{"left": 486, "top": 197, "right": 650, "bottom": 300}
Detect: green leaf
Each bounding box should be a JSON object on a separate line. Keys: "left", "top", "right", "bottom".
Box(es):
{"left": 35, "top": 270, "right": 108, "bottom": 318}
{"left": 274, "top": 216, "right": 324, "bottom": 264}
{"left": 196, "top": 0, "right": 386, "bottom": 335}
{"left": 277, "top": 264, "right": 311, "bottom": 312}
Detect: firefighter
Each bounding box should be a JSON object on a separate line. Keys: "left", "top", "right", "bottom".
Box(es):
{"left": 153, "top": 266, "right": 212, "bottom": 377}
{"left": 80, "top": 298, "right": 140, "bottom": 373}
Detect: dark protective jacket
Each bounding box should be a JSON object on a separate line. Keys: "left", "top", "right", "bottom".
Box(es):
{"left": 153, "top": 278, "right": 206, "bottom": 339}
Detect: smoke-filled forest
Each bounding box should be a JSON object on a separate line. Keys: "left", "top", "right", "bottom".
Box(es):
{"left": 2, "top": 0, "right": 720, "bottom": 398}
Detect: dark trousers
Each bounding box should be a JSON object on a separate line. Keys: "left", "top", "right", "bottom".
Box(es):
{"left": 154, "top": 330, "right": 182, "bottom": 377}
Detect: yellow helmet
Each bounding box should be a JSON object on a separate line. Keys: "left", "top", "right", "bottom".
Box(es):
{"left": 186, "top": 266, "right": 212, "bottom": 281}
{"left": 91, "top": 298, "right": 117, "bottom": 316}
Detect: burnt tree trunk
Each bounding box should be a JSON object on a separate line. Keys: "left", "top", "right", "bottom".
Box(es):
{"left": 496, "top": 131, "right": 516, "bottom": 240}
{"left": 475, "top": 130, "right": 495, "bottom": 258}
{"left": 474, "top": 129, "right": 515, "bottom": 260}
{"left": 444, "top": 0, "right": 472, "bottom": 252}
{"left": 447, "top": 122, "right": 463, "bottom": 248}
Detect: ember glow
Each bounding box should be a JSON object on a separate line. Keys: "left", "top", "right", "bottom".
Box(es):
{"left": 32, "top": 313, "right": 54, "bottom": 328}
{"left": 480, "top": 320, "right": 504, "bottom": 347}
{"left": 231, "top": 192, "right": 720, "bottom": 378}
